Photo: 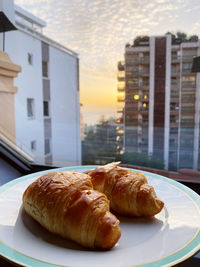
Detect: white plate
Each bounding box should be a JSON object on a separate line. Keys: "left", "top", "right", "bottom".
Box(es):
{"left": 0, "top": 166, "right": 200, "bottom": 267}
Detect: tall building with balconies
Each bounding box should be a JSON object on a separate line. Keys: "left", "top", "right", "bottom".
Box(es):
{"left": 117, "top": 34, "right": 200, "bottom": 171}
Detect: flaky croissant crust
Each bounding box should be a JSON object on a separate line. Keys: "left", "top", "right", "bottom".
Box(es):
{"left": 86, "top": 162, "right": 164, "bottom": 217}
{"left": 23, "top": 171, "right": 121, "bottom": 249}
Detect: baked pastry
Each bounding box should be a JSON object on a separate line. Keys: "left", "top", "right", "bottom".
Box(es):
{"left": 22, "top": 171, "right": 121, "bottom": 249}
{"left": 85, "top": 162, "right": 164, "bottom": 217}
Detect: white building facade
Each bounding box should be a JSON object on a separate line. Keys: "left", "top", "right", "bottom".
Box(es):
{"left": 0, "top": 4, "right": 81, "bottom": 166}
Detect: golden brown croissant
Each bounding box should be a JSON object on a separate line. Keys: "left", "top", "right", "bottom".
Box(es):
{"left": 85, "top": 162, "right": 164, "bottom": 217}
{"left": 22, "top": 171, "right": 121, "bottom": 249}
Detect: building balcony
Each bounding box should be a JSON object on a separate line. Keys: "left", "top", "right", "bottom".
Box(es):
{"left": 116, "top": 117, "right": 123, "bottom": 124}
{"left": 117, "top": 96, "right": 125, "bottom": 102}
{"left": 170, "top": 96, "right": 179, "bottom": 103}
{"left": 170, "top": 120, "right": 179, "bottom": 125}
{"left": 182, "top": 82, "right": 196, "bottom": 88}
{"left": 141, "top": 97, "right": 149, "bottom": 102}
{"left": 125, "top": 56, "right": 149, "bottom": 65}
{"left": 170, "top": 110, "right": 179, "bottom": 115}
{"left": 117, "top": 108, "right": 123, "bottom": 113}
{"left": 181, "top": 110, "right": 195, "bottom": 116}
{"left": 169, "top": 146, "right": 178, "bottom": 152}
{"left": 125, "top": 59, "right": 138, "bottom": 65}
{"left": 171, "top": 56, "right": 180, "bottom": 63}
{"left": 117, "top": 85, "right": 125, "bottom": 92}
{"left": 170, "top": 122, "right": 179, "bottom": 128}
{"left": 139, "top": 57, "right": 149, "bottom": 64}
{"left": 171, "top": 92, "right": 179, "bottom": 98}
{"left": 141, "top": 121, "right": 148, "bottom": 127}
{"left": 139, "top": 110, "right": 148, "bottom": 115}
{"left": 140, "top": 70, "right": 149, "bottom": 76}
{"left": 139, "top": 83, "right": 149, "bottom": 89}
{"left": 118, "top": 61, "right": 125, "bottom": 71}
{"left": 181, "top": 97, "right": 196, "bottom": 103}
{"left": 180, "top": 122, "right": 195, "bottom": 128}
{"left": 117, "top": 76, "right": 125, "bottom": 82}
{"left": 125, "top": 102, "right": 139, "bottom": 108}
{"left": 171, "top": 82, "right": 180, "bottom": 90}
{"left": 182, "top": 56, "right": 193, "bottom": 63}
{"left": 182, "top": 69, "right": 193, "bottom": 75}
{"left": 171, "top": 70, "right": 180, "bottom": 77}
{"left": 126, "top": 84, "right": 139, "bottom": 90}
{"left": 126, "top": 66, "right": 139, "bottom": 73}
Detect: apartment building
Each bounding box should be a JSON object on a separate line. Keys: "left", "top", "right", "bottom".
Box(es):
{"left": 0, "top": 3, "right": 81, "bottom": 167}
{"left": 117, "top": 34, "right": 200, "bottom": 171}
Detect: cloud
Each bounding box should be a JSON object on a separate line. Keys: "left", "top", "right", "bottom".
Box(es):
{"left": 14, "top": 0, "right": 200, "bottom": 105}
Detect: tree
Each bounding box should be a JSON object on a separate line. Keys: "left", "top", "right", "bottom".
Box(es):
{"left": 189, "top": 35, "right": 198, "bottom": 42}
{"left": 82, "top": 118, "right": 119, "bottom": 165}
{"left": 125, "top": 43, "right": 131, "bottom": 48}
{"left": 165, "top": 31, "right": 199, "bottom": 44}
{"left": 133, "top": 35, "right": 149, "bottom": 46}
{"left": 176, "top": 31, "right": 187, "bottom": 42}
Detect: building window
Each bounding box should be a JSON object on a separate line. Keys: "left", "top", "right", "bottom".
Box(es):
{"left": 31, "top": 140, "right": 36, "bottom": 151}
{"left": 44, "top": 138, "right": 51, "bottom": 155}
{"left": 28, "top": 53, "right": 33, "bottom": 65}
{"left": 27, "top": 98, "right": 35, "bottom": 119}
{"left": 42, "top": 60, "right": 48, "bottom": 78}
{"left": 182, "top": 62, "right": 192, "bottom": 70}
{"left": 43, "top": 100, "right": 50, "bottom": 117}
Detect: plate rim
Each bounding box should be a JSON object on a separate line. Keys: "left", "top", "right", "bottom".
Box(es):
{"left": 0, "top": 165, "right": 200, "bottom": 267}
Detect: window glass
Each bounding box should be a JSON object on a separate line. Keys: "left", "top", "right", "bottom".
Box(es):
{"left": 28, "top": 53, "right": 33, "bottom": 65}
{"left": 42, "top": 60, "right": 48, "bottom": 78}
{"left": 27, "top": 98, "right": 35, "bottom": 119}
{"left": 44, "top": 139, "right": 51, "bottom": 155}
{"left": 43, "top": 101, "right": 49, "bottom": 117}
{"left": 31, "top": 140, "right": 36, "bottom": 151}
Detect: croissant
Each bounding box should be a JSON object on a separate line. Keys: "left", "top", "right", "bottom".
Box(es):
{"left": 22, "top": 171, "right": 121, "bottom": 249}
{"left": 85, "top": 162, "right": 164, "bottom": 217}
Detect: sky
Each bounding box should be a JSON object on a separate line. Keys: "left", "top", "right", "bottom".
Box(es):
{"left": 15, "top": 0, "right": 200, "bottom": 124}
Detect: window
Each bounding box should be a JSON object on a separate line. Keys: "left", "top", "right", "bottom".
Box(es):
{"left": 31, "top": 140, "right": 36, "bottom": 151}
{"left": 182, "top": 76, "right": 195, "bottom": 82}
{"left": 43, "top": 101, "right": 50, "bottom": 117}
{"left": 42, "top": 60, "right": 48, "bottom": 78}
{"left": 27, "top": 98, "right": 35, "bottom": 119}
{"left": 28, "top": 53, "right": 33, "bottom": 65}
{"left": 182, "top": 62, "right": 192, "bottom": 70}
{"left": 44, "top": 138, "right": 51, "bottom": 155}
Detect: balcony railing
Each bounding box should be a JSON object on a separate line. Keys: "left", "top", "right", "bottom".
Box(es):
{"left": 140, "top": 69, "right": 149, "bottom": 76}
{"left": 116, "top": 117, "right": 123, "bottom": 124}
{"left": 139, "top": 106, "right": 149, "bottom": 112}
{"left": 117, "top": 76, "right": 125, "bottom": 82}
{"left": 171, "top": 55, "right": 180, "bottom": 62}
{"left": 117, "top": 96, "right": 125, "bottom": 102}
{"left": 182, "top": 56, "right": 193, "bottom": 63}
{"left": 171, "top": 70, "right": 180, "bottom": 76}
{"left": 182, "top": 81, "right": 196, "bottom": 88}
{"left": 117, "top": 108, "right": 123, "bottom": 113}
{"left": 118, "top": 61, "right": 125, "bottom": 71}
{"left": 125, "top": 56, "right": 149, "bottom": 65}
{"left": 171, "top": 82, "right": 180, "bottom": 89}
{"left": 117, "top": 84, "right": 125, "bottom": 92}
{"left": 182, "top": 69, "right": 193, "bottom": 74}
{"left": 139, "top": 57, "right": 149, "bottom": 64}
